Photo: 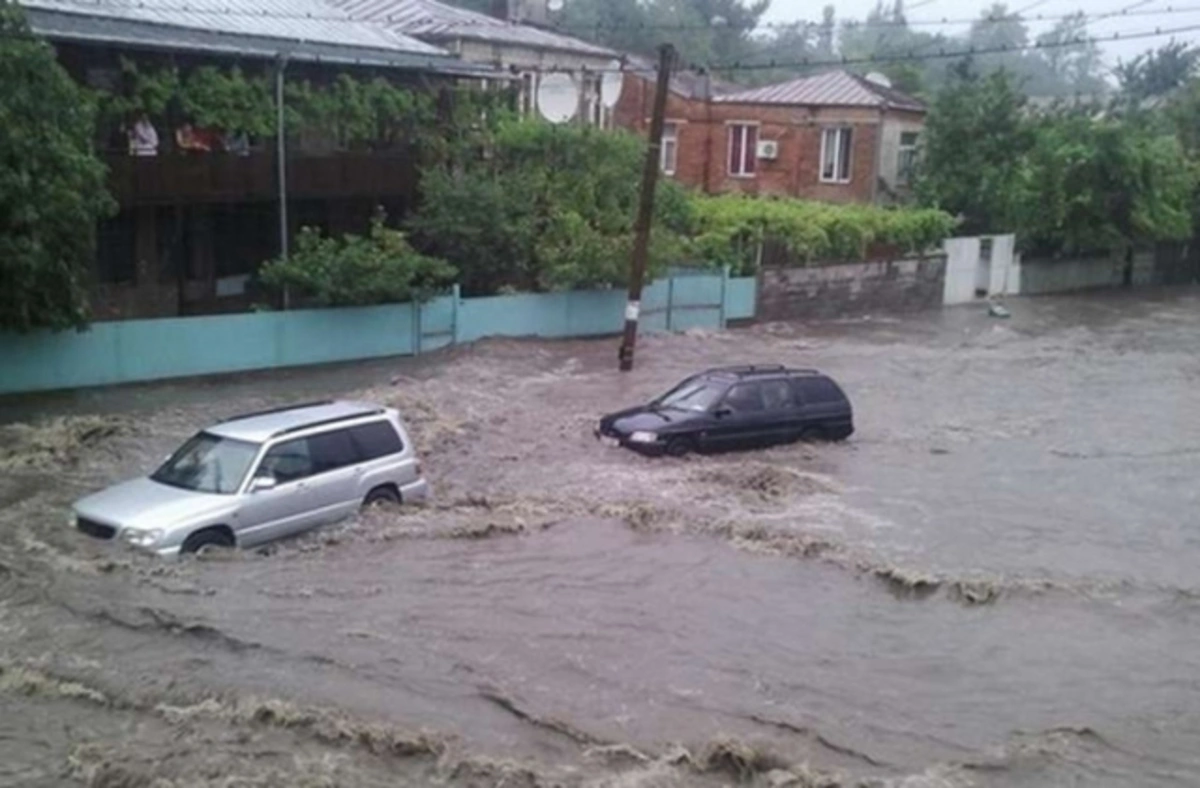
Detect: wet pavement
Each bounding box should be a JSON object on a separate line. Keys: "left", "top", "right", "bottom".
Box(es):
{"left": 2, "top": 288, "right": 1199, "bottom": 787}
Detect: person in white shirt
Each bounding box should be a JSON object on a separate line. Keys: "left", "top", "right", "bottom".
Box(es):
{"left": 128, "top": 112, "right": 159, "bottom": 157}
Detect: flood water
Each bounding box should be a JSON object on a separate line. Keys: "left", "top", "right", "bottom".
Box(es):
{"left": 2, "top": 289, "right": 1199, "bottom": 787}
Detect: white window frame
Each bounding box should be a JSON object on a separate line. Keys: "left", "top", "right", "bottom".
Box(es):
{"left": 897, "top": 130, "right": 920, "bottom": 184}
{"left": 820, "top": 126, "right": 854, "bottom": 184}
{"left": 660, "top": 121, "right": 680, "bottom": 176}
{"left": 727, "top": 122, "right": 759, "bottom": 178}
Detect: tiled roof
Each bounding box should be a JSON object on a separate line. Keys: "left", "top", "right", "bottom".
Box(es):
{"left": 19, "top": 0, "right": 449, "bottom": 56}
{"left": 715, "top": 70, "right": 925, "bottom": 111}
{"left": 331, "top": 0, "right": 617, "bottom": 58}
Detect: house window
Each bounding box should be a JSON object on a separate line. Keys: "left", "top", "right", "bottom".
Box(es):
{"left": 898, "top": 131, "right": 920, "bottom": 184}
{"left": 820, "top": 127, "right": 853, "bottom": 183}
{"left": 661, "top": 122, "right": 679, "bottom": 175}
{"left": 728, "top": 123, "right": 758, "bottom": 177}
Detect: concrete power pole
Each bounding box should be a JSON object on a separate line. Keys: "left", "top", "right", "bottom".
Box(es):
{"left": 618, "top": 43, "right": 675, "bottom": 372}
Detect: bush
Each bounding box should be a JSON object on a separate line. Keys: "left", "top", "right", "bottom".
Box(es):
{"left": 258, "top": 213, "right": 456, "bottom": 307}
{"left": 690, "top": 194, "right": 957, "bottom": 273}
{"left": 409, "top": 119, "right": 696, "bottom": 295}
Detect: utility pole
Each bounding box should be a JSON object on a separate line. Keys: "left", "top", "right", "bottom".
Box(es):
{"left": 275, "top": 53, "right": 290, "bottom": 309}
{"left": 618, "top": 42, "right": 674, "bottom": 372}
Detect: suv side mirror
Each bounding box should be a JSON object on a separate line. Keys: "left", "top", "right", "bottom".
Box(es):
{"left": 250, "top": 476, "right": 277, "bottom": 494}
{"left": 714, "top": 407, "right": 733, "bottom": 418}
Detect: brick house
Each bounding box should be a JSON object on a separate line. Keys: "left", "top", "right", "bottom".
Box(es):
{"left": 615, "top": 69, "right": 926, "bottom": 204}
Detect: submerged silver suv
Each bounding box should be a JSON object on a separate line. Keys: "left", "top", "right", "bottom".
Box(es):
{"left": 72, "top": 401, "right": 428, "bottom": 557}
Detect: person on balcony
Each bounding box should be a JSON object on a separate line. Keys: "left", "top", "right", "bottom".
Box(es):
{"left": 176, "top": 122, "right": 219, "bottom": 154}
{"left": 128, "top": 112, "right": 159, "bottom": 157}
{"left": 224, "top": 129, "right": 250, "bottom": 156}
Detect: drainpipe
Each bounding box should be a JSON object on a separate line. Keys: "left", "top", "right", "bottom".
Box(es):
{"left": 700, "top": 69, "right": 713, "bottom": 193}
{"left": 275, "top": 53, "right": 290, "bottom": 308}
{"left": 871, "top": 108, "right": 885, "bottom": 205}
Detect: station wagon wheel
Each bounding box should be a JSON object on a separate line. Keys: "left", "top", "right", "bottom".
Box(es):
{"left": 799, "top": 426, "right": 827, "bottom": 444}
{"left": 364, "top": 486, "right": 401, "bottom": 509}
{"left": 665, "top": 436, "right": 695, "bottom": 458}
{"left": 181, "top": 527, "right": 235, "bottom": 556}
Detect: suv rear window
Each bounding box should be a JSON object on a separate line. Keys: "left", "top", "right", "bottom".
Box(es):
{"left": 349, "top": 421, "right": 404, "bottom": 460}
{"left": 795, "top": 376, "right": 846, "bottom": 404}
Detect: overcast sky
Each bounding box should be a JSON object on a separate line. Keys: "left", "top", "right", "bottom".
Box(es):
{"left": 759, "top": 0, "right": 1200, "bottom": 68}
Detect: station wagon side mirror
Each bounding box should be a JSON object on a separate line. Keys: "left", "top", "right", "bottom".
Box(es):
{"left": 250, "top": 476, "right": 278, "bottom": 494}
{"left": 713, "top": 407, "right": 733, "bottom": 418}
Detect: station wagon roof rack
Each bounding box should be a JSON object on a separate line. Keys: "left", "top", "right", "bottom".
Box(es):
{"left": 270, "top": 408, "right": 387, "bottom": 439}
{"left": 220, "top": 401, "right": 336, "bottom": 424}
{"left": 704, "top": 365, "right": 822, "bottom": 377}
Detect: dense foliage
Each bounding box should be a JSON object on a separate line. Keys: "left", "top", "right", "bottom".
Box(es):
{"left": 916, "top": 66, "right": 1196, "bottom": 255}
{"left": 408, "top": 120, "right": 694, "bottom": 295}
{"left": 691, "top": 194, "right": 956, "bottom": 273}
{"left": 0, "top": 1, "right": 114, "bottom": 332}
{"left": 95, "top": 62, "right": 447, "bottom": 151}
{"left": 258, "top": 213, "right": 456, "bottom": 307}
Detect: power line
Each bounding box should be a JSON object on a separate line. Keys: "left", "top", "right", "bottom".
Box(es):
{"left": 25, "top": 0, "right": 1200, "bottom": 32}
{"left": 706, "top": 21, "right": 1200, "bottom": 72}
{"left": 7, "top": 10, "right": 1200, "bottom": 75}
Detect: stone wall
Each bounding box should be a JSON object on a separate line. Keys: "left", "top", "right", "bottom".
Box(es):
{"left": 1016, "top": 250, "right": 1155, "bottom": 295}
{"left": 758, "top": 256, "right": 947, "bottom": 322}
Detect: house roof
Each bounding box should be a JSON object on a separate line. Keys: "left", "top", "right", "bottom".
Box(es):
{"left": 19, "top": 0, "right": 492, "bottom": 73}
{"left": 623, "top": 53, "right": 737, "bottom": 99}
{"left": 715, "top": 70, "right": 925, "bottom": 112}
{"left": 330, "top": 0, "right": 617, "bottom": 59}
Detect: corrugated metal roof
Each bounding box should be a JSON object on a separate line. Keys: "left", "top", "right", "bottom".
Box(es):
{"left": 623, "top": 53, "right": 737, "bottom": 99}
{"left": 24, "top": 7, "right": 494, "bottom": 73}
{"left": 19, "top": 0, "right": 448, "bottom": 56}
{"left": 715, "top": 70, "right": 925, "bottom": 112}
{"left": 331, "top": 0, "right": 617, "bottom": 58}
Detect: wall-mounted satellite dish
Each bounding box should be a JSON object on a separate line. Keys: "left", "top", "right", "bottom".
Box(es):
{"left": 864, "top": 72, "right": 893, "bottom": 88}
{"left": 599, "top": 61, "right": 624, "bottom": 108}
{"left": 537, "top": 72, "right": 578, "bottom": 123}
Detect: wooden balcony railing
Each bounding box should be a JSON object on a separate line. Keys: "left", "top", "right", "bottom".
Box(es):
{"left": 104, "top": 151, "right": 418, "bottom": 205}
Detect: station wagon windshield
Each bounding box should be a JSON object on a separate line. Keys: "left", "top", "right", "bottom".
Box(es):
{"left": 152, "top": 432, "right": 260, "bottom": 495}
{"left": 655, "top": 380, "right": 728, "bottom": 412}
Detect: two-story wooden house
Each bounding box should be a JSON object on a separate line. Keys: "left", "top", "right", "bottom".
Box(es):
{"left": 21, "top": 0, "right": 497, "bottom": 319}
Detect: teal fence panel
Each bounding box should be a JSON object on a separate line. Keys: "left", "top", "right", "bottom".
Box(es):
{"left": 639, "top": 279, "right": 671, "bottom": 334}
{"left": 275, "top": 305, "right": 415, "bottom": 367}
{"left": 564, "top": 289, "right": 627, "bottom": 337}
{"left": 417, "top": 290, "right": 457, "bottom": 353}
{"left": 724, "top": 277, "right": 757, "bottom": 320}
{"left": 0, "top": 273, "right": 758, "bottom": 395}
{"left": 457, "top": 292, "right": 570, "bottom": 342}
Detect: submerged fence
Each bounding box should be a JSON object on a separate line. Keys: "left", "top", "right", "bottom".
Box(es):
{"left": 0, "top": 272, "right": 757, "bottom": 395}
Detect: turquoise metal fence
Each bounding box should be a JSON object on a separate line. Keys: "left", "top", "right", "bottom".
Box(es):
{"left": 0, "top": 273, "right": 757, "bottom": 395}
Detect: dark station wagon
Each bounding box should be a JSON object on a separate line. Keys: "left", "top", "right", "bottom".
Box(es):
{"left": 597, "top": 365, "right": 854, "bottom": 457}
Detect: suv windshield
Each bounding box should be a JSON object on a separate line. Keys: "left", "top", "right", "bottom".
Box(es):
{"left": 655, "top": 379, "right": 728, "bottom": 412}
{"left": 152, "top": 432, "right": 260, "bottom": 495}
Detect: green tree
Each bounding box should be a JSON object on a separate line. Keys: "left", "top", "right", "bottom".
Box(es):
{"left": 1116, "top": 41, "right": 1200, "bottom": 104}
{"left": 1035, "top": 12, "right": 1104, "bottom": 96}
{"left": 258, "top": 212, "right": 456, "bottom": 307}
{"left": 0, "top": 1, "right": 115, "bottom": 332}
{"left": 1018, "top": 114, "right": 1193, "bottom": 254}
{"left": 409, "top": 120, "right": 694, "bottom": 295}
{"left": 915, "top": 65, "right": 1033, "bottom": 235}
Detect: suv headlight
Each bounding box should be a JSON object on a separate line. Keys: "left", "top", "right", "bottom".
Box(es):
{"left": 123, "top": 529, "right": 164, "bottom": 548}
{"left": 628, "top": 431, "right": 660, "bottom": 444}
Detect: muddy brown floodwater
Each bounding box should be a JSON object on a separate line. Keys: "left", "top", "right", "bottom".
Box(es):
{"left": 3, "top": 289, "right": 1200, "bottom": 788}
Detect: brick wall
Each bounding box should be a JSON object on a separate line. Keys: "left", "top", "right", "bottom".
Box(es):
{"left": 758, "top": 256, "right": 947, "bottom": 322}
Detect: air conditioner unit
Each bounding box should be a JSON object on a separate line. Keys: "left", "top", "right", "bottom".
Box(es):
{"left": 756, "top": 140, "right": 779, "bottom": 160}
